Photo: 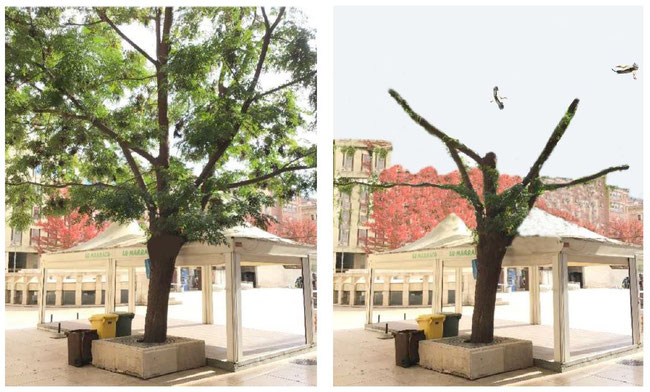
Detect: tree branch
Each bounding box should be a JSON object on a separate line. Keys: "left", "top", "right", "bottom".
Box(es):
{"left": 6, "top": 180, "right": 118, "bottom": 189}
{"left": 522, "top": 99, "right": 580, "bottom": 188}
{"left": 448, "top": 147, "right": 484, "bottom": 213}
{"left": 251, "top": 71, "right": 316, "bottom": 103}
{"left": 118, "top": 142, "right": 157, "bottom": 211}
{"left": 388, "top": 89, "right": 483, "bottom": 163}
{"left": 226, "top": 164, "right": 314, "bottom": 189}
{"left": 541, "top": 165, "right": 629, "bottom": 191}
{"left": 96, "top": 8, "right": 159, "bottom": 66}
{"left": 336, "top": 179, "right": 462, "bottom": 192}
{"left": 194, "top": 7, "right": 285, "bottom": 189}
{"left": 33, "top": 109, "right": 156, "bottom": 163}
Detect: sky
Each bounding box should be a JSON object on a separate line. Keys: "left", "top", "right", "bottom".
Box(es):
{"left": 334, "top": 6, "right": 643, "bottom": 198}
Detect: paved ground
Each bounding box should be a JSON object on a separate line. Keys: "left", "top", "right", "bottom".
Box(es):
{"left": 5, "top": 288, "right": 315, "bottom": 386}
{"left": 333, "top": 328, "right": 642, "bottom": 386}
{"left": 334, "top": 288, "right": 642, "bottom": 386}
{"left": 5, "top": 328, "right": 316, "bottom": 386}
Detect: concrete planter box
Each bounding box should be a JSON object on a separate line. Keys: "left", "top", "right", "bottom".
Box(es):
{"left": 419, "top": 335, "right": 533, "bottom": 380}
{"left": 92, "top": 335, "right": 205, "bottom": 379}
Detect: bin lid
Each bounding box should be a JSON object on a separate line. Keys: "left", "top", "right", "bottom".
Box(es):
{"left": 416, "top": 314, "right": 446, "bottom": 321}
{"left": 440, "top": 312, "right": 462, "bottom": 318}
{"left": 114, "top": 312, "right": 135, "bottom": 318}
{"left": 88, "top": 313, "right": 119, "bottom": 321}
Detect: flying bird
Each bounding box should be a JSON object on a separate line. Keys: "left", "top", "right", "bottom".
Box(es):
{"left": 612, "top": 63, "right": 639, "bottom": 80}
{"left": 490, "top": 86, "right": 507, "bottom": 110}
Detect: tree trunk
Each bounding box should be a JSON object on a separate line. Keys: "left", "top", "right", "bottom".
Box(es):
{"left": 142, "top": 233, "right": 184, "bottom": 343}
{"left": 469, "top": 231, "right": 510, "bottom": 343}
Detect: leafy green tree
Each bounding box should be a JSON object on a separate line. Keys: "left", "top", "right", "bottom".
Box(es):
{"left": 6, "top": 6, "right": 316, "bottom": 342}
{"left": 338, "top": 89, "right": 628, "bottom": 343}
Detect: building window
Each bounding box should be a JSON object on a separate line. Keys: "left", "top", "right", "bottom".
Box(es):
{"left": 358, "top": 229, "right": 368, "bottom": 246}
{"left": 339, "top": 229, "right": 350, "bottom": 246}
{"left": 10, "top": 228, "right": 22, "bottom": 246}
{"left": 46, "top": 291, "right": 56, "bottom": 305}
{"left": 361, "top": 153, "right": 372, "bottom": 173}
{"left": 30, "top": 228, "right": 40, "bottom": 246}
{"left": 333, "top": 290, "right": 339, "bottom": 304}
{"left": 359, "top": 205, "right": 368, "bottom": 224}
{"left": 82, "top": 291, "right": 96, "bottom": 305}
{"left": 354, "top": 291, "right": 366, "bottom": 306}
{"left": 62, "top": 291, "right": 76, "bottom": 305}
{"left": 389, "top": 291, "right": 403, "bottom": 306}
{"left": 409, "top": 291, "right": 423, "bottom": 306}
{"left": 27, "top": 291, "right": 38, "bottom": 305}
{"left": 342, "top": 151, "right": 354, "bottom": 171}
{"left": 373, "top": 291, "right": 383, "bottom": 306}
{"left": 33, "top": 206, "right": 40, "bottom": 220}
{"left": 375, "top": 155, "right": 386, "bottom": 171}
{"left": 341, "top": 291, "right": 350, "bottom": 305}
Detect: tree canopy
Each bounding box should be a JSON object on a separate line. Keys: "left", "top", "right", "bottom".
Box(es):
{"left": 5, "top": 7, "right": 317, "bottom": 244}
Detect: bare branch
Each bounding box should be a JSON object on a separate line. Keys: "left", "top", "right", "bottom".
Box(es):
{"left": 336, "top": 179, "right": 462, "bottom": 192}
{"left": 96, "top": 8, "right": 159, "bottom": 66}
{"left": 541, "top": 165, "right": 629, "bottom": 191}
{"left": 448, "top": 147, "right": 484, "bottom": 213}
{"left": 522, "top": 99, "right": 580, "bottom": 188}
{"left": 388, "top": 89, "right": 483, "bottom": 163}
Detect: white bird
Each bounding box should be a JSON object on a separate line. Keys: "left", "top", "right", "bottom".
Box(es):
{"left": 490, "top": 86, "right": 507, "bottom": 110}
{"left": 612, "top": 63, "right": 639, "bottom": 80}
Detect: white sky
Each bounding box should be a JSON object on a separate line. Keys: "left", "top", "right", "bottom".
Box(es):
{"left": 334, "top": 6, "right": 643, "bottom": 198}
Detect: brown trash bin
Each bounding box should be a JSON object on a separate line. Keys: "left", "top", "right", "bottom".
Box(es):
{"left": 66, "top": 329, "right": 99, "bottom": 367}
{"left": 393, "top": 329, "right": 426, "bottom": 367}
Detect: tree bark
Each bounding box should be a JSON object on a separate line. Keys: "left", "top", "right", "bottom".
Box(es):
{"left": 142, "top": 233, "right": 184, "bottom": 343}
{"left": 470, "top": 231, "right": 510, "bottom": 343}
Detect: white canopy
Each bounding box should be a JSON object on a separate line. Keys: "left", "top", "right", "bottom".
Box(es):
{"left": 369, "top": 208, "right": 642, "bottom": 270}
{"left": 41, "top": 221, "right": 315, "bottom": 269}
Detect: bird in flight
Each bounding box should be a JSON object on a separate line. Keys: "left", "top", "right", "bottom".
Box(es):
{"left": 490, "top": 86, "right": 507, "bottom": 110}
{"left": 612, "top": 63, "right": 639, "bottom": 80}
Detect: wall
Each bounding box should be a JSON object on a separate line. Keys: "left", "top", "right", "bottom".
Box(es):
{"left": 582, "top": 265, "right": 629, "bottom": 288}
{"left": 255, "top": 265, "right": 302, "bottom": 288}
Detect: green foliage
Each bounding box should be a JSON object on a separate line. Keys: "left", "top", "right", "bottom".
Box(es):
{"left": 338, "top": 145, "right": 357, "bottom": 158}
{"left": 5, "top": 6, "right": 316, "bottom": 244}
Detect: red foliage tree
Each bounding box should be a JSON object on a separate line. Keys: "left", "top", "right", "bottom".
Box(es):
{"left": 366, "top": 165, "right": 521, "bottom": 252}
{"left": 267, "top": 216, "right": 317, "bottom": 245}
{"left": 605, "top": 217, "right": 643, "bottom": 245}
{"left": 32, "top": 210, "right": 108, "bottom": 253}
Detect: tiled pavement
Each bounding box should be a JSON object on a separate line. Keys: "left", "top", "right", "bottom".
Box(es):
{"left": 5, "top": 328, "right": 316, "bottom": 386}
{"left": 334, "top": 328, "right": 642, "bottom": 386}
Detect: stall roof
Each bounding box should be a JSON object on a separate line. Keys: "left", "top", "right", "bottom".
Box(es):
{"left": 56, "top": 221, "right": 300, "bottom": 254}
{"left": 370, "top": 208, "right": 641, "bottom": 269}
{"left": 42, "top": 220, "right": 314, "bottom": 269}
{"left": 385, "top": 207, "right": 625, "bottom": 255}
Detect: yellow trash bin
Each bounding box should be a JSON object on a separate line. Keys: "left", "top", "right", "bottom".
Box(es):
{"left": 88, "top": 314, "right": 119, "bottom": 339}
{"left": 416, "top": 314, "right": 446, "bottom": 339}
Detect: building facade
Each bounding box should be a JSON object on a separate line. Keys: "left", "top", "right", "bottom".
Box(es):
{"left": 333, "top": 139, "right": 392, "bottom": 271}
{"left": 5, "top": 205, "right": 42, "bottom": 272}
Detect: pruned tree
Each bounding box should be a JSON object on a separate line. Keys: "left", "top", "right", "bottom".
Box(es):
{"left": 337, "top": 89, "right": 628, "bottom": 343}
{"left": 5, "top": 7, "right": 316, "bottom": 343}
{"left": 366, "top": 165, "right": 521, "bottom": 252}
